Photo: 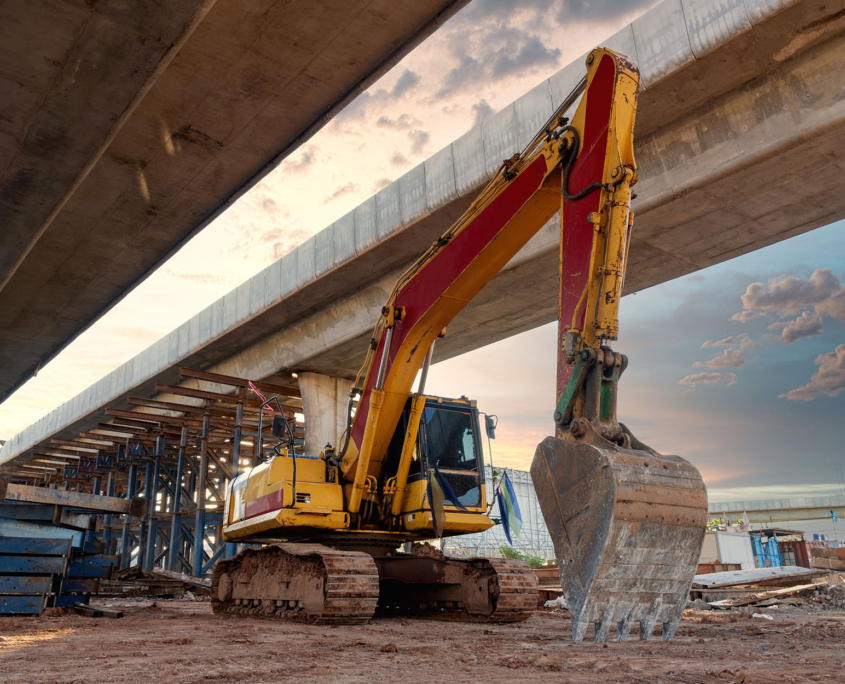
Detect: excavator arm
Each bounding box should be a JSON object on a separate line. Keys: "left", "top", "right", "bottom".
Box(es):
{"left": 341, "top": 48, "right": 638, "bottom": 500}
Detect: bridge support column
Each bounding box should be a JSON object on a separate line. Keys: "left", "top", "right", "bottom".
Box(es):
{"left": 298, "top": 373, "right": 354, "bottom": 456}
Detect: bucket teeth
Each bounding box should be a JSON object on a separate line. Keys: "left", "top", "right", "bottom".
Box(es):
{"left": 531, "top": 435, "right": 708, "bottom": 644}
{"left": 616, "top": 615, "right": 635, "bottom": 642}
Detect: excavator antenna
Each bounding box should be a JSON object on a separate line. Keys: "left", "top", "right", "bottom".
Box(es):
{"left": 529, "top": 49, "right": 708, "bottom": 643}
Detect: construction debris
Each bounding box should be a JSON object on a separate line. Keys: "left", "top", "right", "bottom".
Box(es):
{"left": 810, "top": 546, "right": 845, "bottom": 571}
{"left": 71, "top": 602, "right": 124, "bottom": 619}
{"left": 688, "top": 565, "right": 844, "bottom": 611}
{"left": 102, "top": 566, "right": 211, "bottom": 598}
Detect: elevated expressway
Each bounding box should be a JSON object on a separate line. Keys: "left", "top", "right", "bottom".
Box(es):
{"left": 710, "top": 495, "right": 845, "bottom": 524}
{"left": 0, "top": 0, "right": 470, "bottom": 402}
{"left": 4, "top": 0, "right": 845, "bottom": 469}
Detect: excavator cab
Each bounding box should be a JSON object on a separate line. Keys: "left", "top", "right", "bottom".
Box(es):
{"left": 382, "top": 395, "right": 491, "bottom": 534}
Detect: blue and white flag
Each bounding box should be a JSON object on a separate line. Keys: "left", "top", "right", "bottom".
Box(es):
{"left": 831, "top": 509, "right": 839, "bottom": 523}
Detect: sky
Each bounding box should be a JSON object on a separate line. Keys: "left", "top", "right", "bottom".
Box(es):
{"left": 1, "top": 0, "right": 844, "bottom": 513}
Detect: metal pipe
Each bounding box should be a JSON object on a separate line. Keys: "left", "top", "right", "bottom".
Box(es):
{"left": 120, "top": 463, "right": 138, "bottom": 570}
{"left": 390, "top": 394, "right": 426, "bottom": 516}
{"left": 193, "top": 412, "right": 209, "bottom": 577}
{"left": 417, "top": 339, "right": 435, "bottom": 395}
{"left": 169, "top": 426, "right": 187, "bottom": 571}
{"left": 375, "top": 325, "right": 395, "bottom": 389}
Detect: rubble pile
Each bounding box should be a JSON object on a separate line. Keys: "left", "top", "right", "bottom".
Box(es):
{"left": 688, "top": 565, "right": 844, "bottom": 612}
{"left": 810, "top": 546, "right": 845, "bottom": 571}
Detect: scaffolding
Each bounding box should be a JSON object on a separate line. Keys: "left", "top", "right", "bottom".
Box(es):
{"left": 0, "top": 368, "right": 303, "bottom": 578}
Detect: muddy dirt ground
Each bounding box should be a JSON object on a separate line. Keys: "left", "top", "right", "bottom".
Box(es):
{"left": 1, "top": 598, "right": 843, "bottom": 683}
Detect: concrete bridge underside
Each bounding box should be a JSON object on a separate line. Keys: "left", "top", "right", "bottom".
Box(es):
{"left": 4, "top": 0, "right": 845, "bottom": 466}
{"left": 0, "top": 0, "right": 470, "bottom": 402}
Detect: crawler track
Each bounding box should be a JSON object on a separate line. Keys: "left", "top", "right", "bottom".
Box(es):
{"left": 213, "top": 543, "right": 537, "bottom": 624}
{"left": 376, "top": 556, "right": 538, "bottom": 622}
{"left": 211, "top": 542, "right": 379, "bottom": 625}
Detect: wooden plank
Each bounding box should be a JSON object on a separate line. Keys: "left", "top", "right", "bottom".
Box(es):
{"left": 76, "top": 432, "right": 118, "bottom": 444}
{"left": 0, "top": 595, "right": 46, "bottom": 615}
{"left": 708, "top": 580, "right": 829, "bottom": 608}
{"left": 105, "top": 408, "right": 190, "bottom": 427}
{"left": 148, "top": 567, "right": 212, "bottom": 596}
{"left": 93, "top": 604, "right": 124, "bottom": 618}
{"left": 127, "top": 397, "right": 206, "bottom": 415}
{"left": 0, "top": 537, "right": 72, "bottom": 557}
{"left": 30, "top": 448, "right": 82, "bottom": 459}
{"left": 70, "top": 601, "right": 101, "bottom": 617}
{"left": 0, "top": 555, "right": 67, "bottom": 575}
{"left": 0, "top": 576, "right": 52, "bottom": 594}
{"left": 156, "top": 383, "right": 302, "bottom": 411}
{"left": 5, "top": 483, "right": 145, "bottom": 516}
{"left": 692, "top": 566, "right": 828, "bottom": 589}
{"left": 48, "top": 439, "right": 101, "bottom": 452}
{"left": 179, "top": 367, "right": 301, "bottom": 397}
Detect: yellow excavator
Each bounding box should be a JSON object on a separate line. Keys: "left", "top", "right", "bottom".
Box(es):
{"left": 214, "top": 49, "right": 708, "bottom": 642}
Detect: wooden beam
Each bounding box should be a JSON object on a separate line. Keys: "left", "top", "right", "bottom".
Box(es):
{"left": 179, "top": 367, "right": 300, "bottom": 398}
{"left": 31, "top": 447, "right": 82, "bottom": 459}
{"left": 5, "top": 483, "right": 145, "bottom": 516}
{"left": 127, "top": 397, "right": 205, "bottom": 415}
{"left": 49, "top": 438, "right": 102, "bottom": 452}
{"left": 105, "top": 408, "right": 197, "bottom": 427}
{"left": 77, "top": 432, "right": 118, "bottom": 444}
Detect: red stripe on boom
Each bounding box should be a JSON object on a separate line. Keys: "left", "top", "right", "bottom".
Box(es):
{"left": 351, "top": 155, "right": 551, "bottom": 447}
{"left": 557, "top": 54, "right": 617, "bottom": 399}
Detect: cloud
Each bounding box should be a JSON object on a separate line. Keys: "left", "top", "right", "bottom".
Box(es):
{"left": 376, "top": 114, "right": 430, "bottom": 156}
{"left": 389, "top": 151, "right": 410, "bottom": 167}
{"left": 409, "top": 129, "right": 430, "bottom": 155}
{"left": 735, "top": 268, "right": 845, "bottom": 321}
{"left": 391, "top": 69, "right": 421, "bottom": 98}
{"left": 678, "top": 372, "right": 738, "bottom": 388}
{"left": 336, "top": 69, "right": 422, "bottom": 122}
{"left": 323, "top": 182, "right": 359, "bottom": 204}
{"left": 701, "top": 336, "right": 735, "bottom": 348}
{"left": 767, "top": 311, "right": 824, "bottom": 344}
{"left": 165, "top": 271, "right": 234, "bottom": 287}
{"left": 490, "top": 34, "right": 561, "bottom": 79}
{"left": 372, "top": 178, "right": 391, "bottom": 193}
{"left": 434, "top": 23, "right": 561, "bottom": 100}
{"left": 738, "top": 334, "right": 762, "bottom": 350}
{"left": 376, "top": 113, "right": 421, "bottom": 130}
{"left": 280, "top": 145, "right": 319, "bottom": 175}
{"left": 693, "top": 348, "right": 745, "bottom": 369}
{"left": 471, "top": 99, "right": 494, "bottom": 127}
{"left": 700, "top": 334, "right": 761, "bottom": 351}
{"left": 731, "top": 309, "right": 767, "bottom": 322}
{"left": 779, "top": 345, "right": 845, "bottom": 401}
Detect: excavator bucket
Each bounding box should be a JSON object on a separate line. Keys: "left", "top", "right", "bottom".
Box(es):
{"left": 531, "top": 436, "right": 707, "bottom": 643}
